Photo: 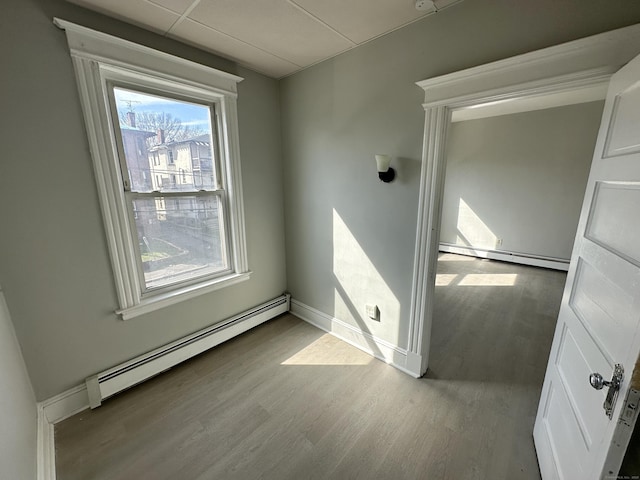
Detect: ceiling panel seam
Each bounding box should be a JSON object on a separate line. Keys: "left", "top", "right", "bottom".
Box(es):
{"left": 170, "top": 16, "right": 304, "bottom": 68}
{"left": 165, "top": 0, "right": 202, "bottom": 36}
{"left": 286, "top": 0, "right": 358, "bottom": 46}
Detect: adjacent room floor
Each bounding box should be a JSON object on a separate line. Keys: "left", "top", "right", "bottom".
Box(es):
{"left": 55, "top": 254, "right": 566, "bottom": 479}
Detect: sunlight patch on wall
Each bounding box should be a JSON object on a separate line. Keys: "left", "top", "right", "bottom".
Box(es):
{"left": 457, "top": 198, "right": 497, "bottom": 249}
{"left": 458, "top": 274, "right": 518, "bottom": 286}
{"left": 333, "top": 209, "right": 400, "bottom": 344}
{"left": 281, "top": 334, "right": 372, "bottom": 366}
{"left": 436, "top": 274, "right": 459, "bottom": 286}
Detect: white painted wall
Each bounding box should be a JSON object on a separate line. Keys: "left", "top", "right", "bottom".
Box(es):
{"left": 441, "top": 101, "right": 605, "bottom": 260}
{"left": 0, "top": 289, "right": 37, "bottom": 480}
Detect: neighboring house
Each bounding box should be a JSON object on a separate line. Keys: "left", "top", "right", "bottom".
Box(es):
{"left": 147, "top": 132, "right": 218, "bottom": 227}
{"left": 119, "top": 112, "right": 155, "bottom": 192}
{"left": 148, "top": 132, "right": 215, "bottom": 191}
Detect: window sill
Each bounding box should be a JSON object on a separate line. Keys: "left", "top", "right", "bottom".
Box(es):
{"left": 116, "top": 271, "right": 251, "bottom": 320}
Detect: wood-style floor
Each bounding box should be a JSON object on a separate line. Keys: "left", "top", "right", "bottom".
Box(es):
{"left": 55, "top": 254, "right": 566, "bottom": 479}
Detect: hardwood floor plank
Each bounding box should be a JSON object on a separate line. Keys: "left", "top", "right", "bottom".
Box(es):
{"left": 55, "top": 255, "right": 564, "bottom": 479}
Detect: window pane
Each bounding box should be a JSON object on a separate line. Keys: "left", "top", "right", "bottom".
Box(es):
{"left": 133, "top": 195, "right": 227, "bottom": 290}
{"left": 112, "top": 87, "right": 217, "bottom": 193}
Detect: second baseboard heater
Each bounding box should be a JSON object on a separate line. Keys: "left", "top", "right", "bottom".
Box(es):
{"left": 439, "top": 243, "right": 570, "bottom": 271}
{"left": 86, "top": 294, "right": 290, "bottom": 408}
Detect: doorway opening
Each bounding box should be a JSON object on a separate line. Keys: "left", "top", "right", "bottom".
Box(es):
{"left": 428, "top": 98, "right": 605, "bottom": 462}
{"left": 432, "top": 96, "right": 606, "bottom": 367}
{"left": 410, "top": 24, "right": 640, "bottom": 479}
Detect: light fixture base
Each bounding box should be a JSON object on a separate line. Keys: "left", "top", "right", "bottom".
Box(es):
{"left": 378, "top": 167, "right": 396, "bottom": 183}
{"left": 415, "top": 0, "right": 436, "bottom": 11}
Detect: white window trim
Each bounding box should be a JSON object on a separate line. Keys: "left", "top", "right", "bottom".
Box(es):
{"left": 54, "top": 18, "right": 250, "bottom": 320}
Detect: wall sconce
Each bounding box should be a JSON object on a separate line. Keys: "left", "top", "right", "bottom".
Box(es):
{"left": 375, "top": 154, "right": 395, "bottom": 183}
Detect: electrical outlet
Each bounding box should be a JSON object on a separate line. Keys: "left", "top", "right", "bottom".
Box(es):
{"left": 366, "top": 304, "right": 380, "bottom": 321}
{"left": 496, "top": 238, "right": 503, "bottom": 248}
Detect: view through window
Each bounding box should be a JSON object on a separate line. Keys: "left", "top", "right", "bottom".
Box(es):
{"left": 112, "top": 87, "right": 229, "bottom": 291}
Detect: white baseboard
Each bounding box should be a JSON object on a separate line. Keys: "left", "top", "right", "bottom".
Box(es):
{"left": 36, "top": 384, "right": 90, "bottom": 480}
{"left": 40, "top": 384, "right": 89, "bottom": 424}
{"left": 290, "top": 299, "right": 420, "bottom": 378}
{"left": 439, "top": 243, "right": 570, "bottom": 271}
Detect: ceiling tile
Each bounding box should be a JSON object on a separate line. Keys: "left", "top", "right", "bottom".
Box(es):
{"left": 68, "top": 0, "right": 180, "bottom": 33}
{"left": 188, "top": 0, "right": 353, "bottom": 66}
{"left": 290, "top": 0, "right": 429, "bottom": 44}
{"left": 147, "top": 0, "right": 195, "bottom": 15}
{"left": 169, "top": 19, "right": 301, "bottom": 78}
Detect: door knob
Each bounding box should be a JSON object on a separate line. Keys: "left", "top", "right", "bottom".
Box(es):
{"left": 589, "top": 372, "right": 610, "bottom": 390}
{"left": 589, "top": 364, "right": 624, "bottom": 419}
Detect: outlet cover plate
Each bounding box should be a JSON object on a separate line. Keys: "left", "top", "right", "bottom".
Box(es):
{"left": 366, "top": 304, "right": 380, "bottom": 321}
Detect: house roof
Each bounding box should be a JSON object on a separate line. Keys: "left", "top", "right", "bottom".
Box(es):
{"left": 148, "top": 134, "right": 212, "bottom": 151}
{"left": 119, "top": 124, "right": 155, "bottom": 136}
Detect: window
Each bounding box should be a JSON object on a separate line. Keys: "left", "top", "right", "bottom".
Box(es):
{"left": 110, "top": 86, "right": 227, "bottom": 291}
{"left": 57, "top": 19, "right": 250, "bottom": 319}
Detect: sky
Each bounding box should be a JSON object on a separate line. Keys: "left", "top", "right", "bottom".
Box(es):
{"left": 113, "top": 87, "right": 212, "bottom": 129}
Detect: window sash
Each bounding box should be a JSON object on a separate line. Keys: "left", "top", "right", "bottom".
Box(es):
{"left": 57, "top": 18, "right": 250, "bottom": 320}
{"left": 125, "top": 190, "right": 232, "bottom": 296}
{"left": 105, "top": 81, "right": 223, "bottom": 195}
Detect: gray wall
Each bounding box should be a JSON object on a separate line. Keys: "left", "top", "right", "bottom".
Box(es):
{"left": 280, "top": 0, "right": 640, "bottom": 350}
{"left": 0, "top": 0, "right": 286, "bottom": 400}
{"left": 441, "top": 102, "right": 605, "bottom": 260}
{"left": 0, "top": 290, "right": 37, "bottom": 480}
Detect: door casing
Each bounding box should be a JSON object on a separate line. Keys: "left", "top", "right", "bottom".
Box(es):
{"left": 407, "top": 23, "right": 640, "bottom": 377}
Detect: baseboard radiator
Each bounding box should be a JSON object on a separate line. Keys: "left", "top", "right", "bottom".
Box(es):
{"left": 439, "top": 243, "right": 570, "bottom": 271}
{"left": 86, "top": 294, "right": 290, "bottom": 408}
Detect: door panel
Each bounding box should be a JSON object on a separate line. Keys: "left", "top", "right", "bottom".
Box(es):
{"left": 544, "top": 379, "right": 590, "bottom": 479}
{"left": 534, "top": 52, "right": 640, "bottom": 479}
{"left": 603, "top": 81, "right": 640, "bottom": 157}
{"left": 571, "top": 258, "right": 636, "bottom": 360}
{"left": 585, "top": 182, "right": 640, "bottom": 264}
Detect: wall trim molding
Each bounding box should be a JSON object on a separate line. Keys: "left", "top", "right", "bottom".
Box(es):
{"left": 290, "top": 299, "right": 420, "bottom": 378}
{"left": 55, "top": 18, "right": 249, "bottom": 319}
{"left": 37, "top": 383, "right": 91, "bottom": 479}
{"left": 408, "top": 24, "right": 640, "bottom": 378}
{"left": 40, "top": 384, "right": 90, "bottom": 425}
{"left": 37, "top": 404, "right": 56, "bottom": 480}
{"left": 439, "top": 243, "right": 570, "bottom": 271}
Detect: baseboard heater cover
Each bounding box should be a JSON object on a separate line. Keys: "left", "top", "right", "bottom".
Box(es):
{"left": 439, "top": 243, "right": 570, "bottom": 271}
{"left": 86, "top": 294, "right": 290, "bottom": 408}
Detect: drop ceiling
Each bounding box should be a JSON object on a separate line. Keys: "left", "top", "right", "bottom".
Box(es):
{"left": 66, "top": 0, "right": 462, "bottom": 78}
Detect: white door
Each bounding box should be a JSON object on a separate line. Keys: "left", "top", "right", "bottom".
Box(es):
{"left": 534, "top": 54, "right": 640, "bottom": 479}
